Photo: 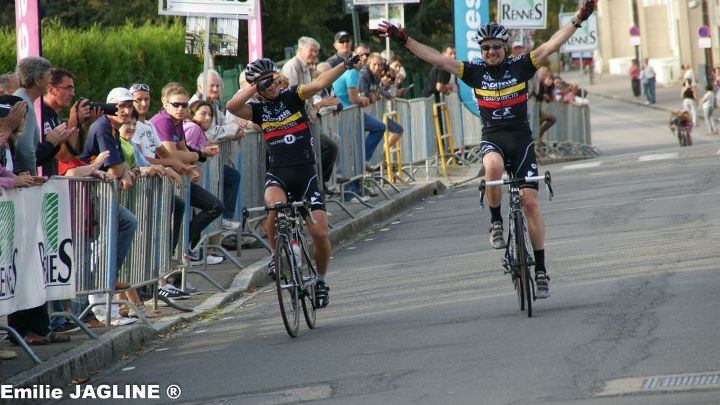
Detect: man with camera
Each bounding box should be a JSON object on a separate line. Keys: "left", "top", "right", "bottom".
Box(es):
{"left": 40, "top": 67, "right": 102, "bottom": 177}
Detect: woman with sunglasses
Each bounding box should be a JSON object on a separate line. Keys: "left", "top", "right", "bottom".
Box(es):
{"left": 377, "top": 0, "right": 598, "bottom": 300}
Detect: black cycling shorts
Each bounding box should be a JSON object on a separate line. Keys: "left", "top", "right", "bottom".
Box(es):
{"left": 265, "top": 164, "right": 326, "bottom": 211}
{"left": 479, "top": 130, "right": 539, "bottom": 191}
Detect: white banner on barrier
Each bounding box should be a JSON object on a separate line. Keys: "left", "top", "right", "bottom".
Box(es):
{"left": 0, "top": 179, "right": 74, "bottom": 316}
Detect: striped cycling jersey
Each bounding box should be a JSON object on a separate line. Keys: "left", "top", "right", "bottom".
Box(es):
{"left": 458, "top": 52, "right": 539, "bottom": 134}
{"left": 250, "top": 84, "right": 316, "bottom": 168}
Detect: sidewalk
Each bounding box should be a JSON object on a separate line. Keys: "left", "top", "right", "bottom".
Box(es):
{"left": 1, "top": 166, "right": 471, "bottom": 391}
{"left": 564, "top": 69, "right": 699, "bottom": 114}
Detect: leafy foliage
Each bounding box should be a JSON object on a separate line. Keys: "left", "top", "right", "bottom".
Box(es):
{"left": 0, "top": 20, "right": 199, "bottom": 116}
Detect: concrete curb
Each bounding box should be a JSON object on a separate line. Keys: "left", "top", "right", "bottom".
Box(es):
{"left": 5, "top": 181, "right": 445, "bottom": 393}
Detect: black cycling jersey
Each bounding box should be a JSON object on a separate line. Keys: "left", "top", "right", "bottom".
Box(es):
{"left": 250, "top": 84, "right": 316, "bottom": 168}
{"left": 457, "top": 52, "right": 539, "bottom": 134}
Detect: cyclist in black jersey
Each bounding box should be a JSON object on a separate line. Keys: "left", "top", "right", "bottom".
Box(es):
{"left": 378, "top": 0, "right": 597, "bottom": 299}
{"left": 226, "top": 55, "right": 365, "bottom": 308}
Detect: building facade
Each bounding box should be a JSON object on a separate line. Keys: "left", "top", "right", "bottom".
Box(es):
{"left": 596, "top": 0, "right": 720, "bottom": 84}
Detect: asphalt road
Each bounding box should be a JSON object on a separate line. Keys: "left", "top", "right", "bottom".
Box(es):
{"left": 54, "top": 96, "right": 720, "bottom": 405}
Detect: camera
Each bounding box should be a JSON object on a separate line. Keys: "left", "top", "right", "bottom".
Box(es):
{"left": 77, "top": 98, "right": 118, "bottom": 116}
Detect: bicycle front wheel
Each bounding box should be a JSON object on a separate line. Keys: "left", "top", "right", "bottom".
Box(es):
{"left": 298, "top": 236, "right": 317, "bottom": 329}
{"left": 514, "top": 214, "right": 533, "bottom": 318}
{"left": 678, "top": 128, "right": 687, "bottom": 147}
{"left": 274, "top": 236, "right": 300, "bottom": 337}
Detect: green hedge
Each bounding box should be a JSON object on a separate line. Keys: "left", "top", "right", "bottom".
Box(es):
{"left": 0, "top": 20, "right": 201, "bottom": 116}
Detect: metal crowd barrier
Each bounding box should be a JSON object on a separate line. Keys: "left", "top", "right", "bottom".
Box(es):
{"left": 395, "top": 96, "right": 439, "bottom": 179}
{"left": 118, "top": 175, "right": 162, "bottom": 288}
{"left": 528, "top": 98, "right": 592, "bottom": 145}
{"left": 224, "top": 130, "right": 271, "bottom": 252}
{"left": 236, "top": 129, "right": 267, "bottom": 211}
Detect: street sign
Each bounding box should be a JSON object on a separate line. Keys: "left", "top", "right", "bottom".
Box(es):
{"left": 629, "top": 26, "right": 640, "bottom": 36}
{"left": 159, "top": 0, "right": 256, "bottom": 19}
{"left": 629, "top": 36, "right": 641, "bottom": 46}
{"left": 559, "top": 13, "right": 598, "bottom": 52}
{"left": 498, "top": 0, "right": 547, "bottom": 29}
{"left": 369, "top": 4, "right": 404, "bottom": 29}
{"left": 698, "top": 25, "right": 711, "bottom": 38}
{"left": 699, "top": 38, "right": 712, "bottom": 48}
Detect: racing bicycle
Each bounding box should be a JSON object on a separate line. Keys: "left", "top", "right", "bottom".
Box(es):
{"left": 480, "top": 170, "right": 553, "bottom": 317}
{"left": 244, "top": 200, "right": 318, "bottom": 337}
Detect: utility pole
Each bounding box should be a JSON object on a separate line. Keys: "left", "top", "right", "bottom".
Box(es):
{"left": 701, "top": 0, "right": 714, "bottom": 86}
{"left": 631, "top": 0, "right": 641, "bottom": 67}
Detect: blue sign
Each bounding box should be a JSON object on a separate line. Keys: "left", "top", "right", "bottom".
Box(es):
{"left": 699, "top": 26, "right": 711, "bottom": 38}
{"left": 453, "top": 0, "right": 489, "bottom": 116}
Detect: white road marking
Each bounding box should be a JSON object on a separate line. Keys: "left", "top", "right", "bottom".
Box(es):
{"left": 638, "top": 152, "right": 679, "bottom": 161}
{"left": 560, "top": 161, "right": 602, "bottom": 171}
{"left": 122, "top": 367, "right": 135, "bottom": 372}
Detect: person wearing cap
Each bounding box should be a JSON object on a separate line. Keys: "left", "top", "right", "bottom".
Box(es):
{"left": 75, "top": 87, "right": 139, "bottom": 325}
{"left": 511, "top": 41, "right": 525, "bottom": 57}
{"left": 378, "top": 0, "right": 599, "bottom": 300}
{"left": 326, "top": 31, "right": 353, "bottom": 68}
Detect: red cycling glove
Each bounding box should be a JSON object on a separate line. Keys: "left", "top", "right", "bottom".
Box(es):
{"left": 385, "top": 24, "right": 408, "bottom": 46}
{"left": 577, "top": 0, "right": 597, "bottom": 21}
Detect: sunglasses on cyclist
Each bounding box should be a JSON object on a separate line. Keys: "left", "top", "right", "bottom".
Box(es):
{"left": 481, "top": 44, "right": 504, "bottom": 51}
{"left": 129, "top": 83, "right": 150, "bottom": 93}
{"left": 168, "top": 101, "right": 188, "bottom": 109}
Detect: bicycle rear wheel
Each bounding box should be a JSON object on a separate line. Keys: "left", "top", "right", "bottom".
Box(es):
{"left": 274, "top": 236, "right": 300, "bottom": 337}
{"left": 298, "top": 236, "right": 317, "bottom": 329}
{"left": 514, "top": 214, "right": 533, "bottom": 318}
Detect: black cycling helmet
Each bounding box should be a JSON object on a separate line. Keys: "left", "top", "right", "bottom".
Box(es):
{"left": 474, "top": 22, "right": 510, "bottom": 44}
{"left": 244, "top": 58, "right": 279, "bottom": 84}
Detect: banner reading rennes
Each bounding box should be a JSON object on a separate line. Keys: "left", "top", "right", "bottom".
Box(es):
{"left": 0, "top": 180, "right": 75, "bottom": 317}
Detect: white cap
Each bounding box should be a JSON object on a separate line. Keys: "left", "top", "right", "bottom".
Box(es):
{"left": 106, "top": 87, "right": 134, "bottom": 103}
{"left": 511, "top": 41, "right": 524, "bottom": 48}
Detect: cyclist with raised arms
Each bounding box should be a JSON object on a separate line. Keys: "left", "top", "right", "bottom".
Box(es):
{"left": 377, "top": 0, "right": 597, "bottom": 299}
{"left": 226, "top": 55, "right": 364, "bottom": 308}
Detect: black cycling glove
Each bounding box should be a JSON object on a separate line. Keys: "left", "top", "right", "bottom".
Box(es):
{"left": 344, "top": 54, "right": 363, "bottom": 70}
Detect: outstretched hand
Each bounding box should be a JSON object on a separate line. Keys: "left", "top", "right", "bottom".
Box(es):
{"left": 343, "top": 52, "right": 369, "bottom": 70}
{"left": 377, "top": 20, "right": 408, "bottom": 45}
{"left": 577, "top": 0, "right": 597, "bottom": 21}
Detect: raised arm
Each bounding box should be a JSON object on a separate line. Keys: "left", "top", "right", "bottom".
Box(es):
{"left": 532, "top": 0, "right": 597, "bottom": 65}
{"left": 226, "top": 86, "right": 256, "bottom": 120}
{"left": 301, "top": 54, "right": 365, "bottom": 99}
{"left": 377, "top": 21, "right": 459, "bottom": 76}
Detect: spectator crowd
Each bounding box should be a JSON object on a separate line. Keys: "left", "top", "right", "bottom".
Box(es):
{"left": 0, "top": 29, "right": 422, "bottom": 362}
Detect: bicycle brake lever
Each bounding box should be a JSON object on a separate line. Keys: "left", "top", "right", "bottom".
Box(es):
{"left": 478, "top": 180, "right": 486, "bottom": 208}
{"left": 544, "top": 172, "right": 554, "bottom": 201}
{"left": 241, "top": 207, "right": 249, "bottom": 230}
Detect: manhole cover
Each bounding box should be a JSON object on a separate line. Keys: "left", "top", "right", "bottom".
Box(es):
{"left": 599, "top": 371, "right": 720, "bottom": 396}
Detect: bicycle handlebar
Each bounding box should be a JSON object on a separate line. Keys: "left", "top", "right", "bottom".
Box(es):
{"left": 242, "top": 200, "right": 316, "bottom": 224}
{"left": 479, "top": 171, "right": 554, "bottom": 208}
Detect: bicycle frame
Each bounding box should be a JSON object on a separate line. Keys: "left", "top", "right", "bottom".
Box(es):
{"left": 244, "top": 200, "right": 318, "bottom": 336}
{"left": 479, "top": 171, "right": 553, "bottom": 317}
